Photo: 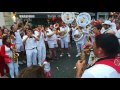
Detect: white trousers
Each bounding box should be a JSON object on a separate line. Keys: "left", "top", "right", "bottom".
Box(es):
{"left": 60, "top": 37, "right": 69, "bottom": 48}
{"left": 7, "top": 61, "right": 19, "bottom": 78}
{"left": 15, "top": 43, "right": 24, "bottom": 52}
{"left": 76, "top": 41, "right": 84, "bottom": 54}
{"left": 37, "top": 45, "right": 46, "bottom": 65}
{"left": 26, "top": 48, "right": 37, "bottom": 67}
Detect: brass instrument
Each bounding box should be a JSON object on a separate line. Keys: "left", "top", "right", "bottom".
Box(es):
{"left": 12, "top": 51, "right": 19, "bottom": 63}
{"left": 11, "top": 46, "right": 19, "bottom": 63}
{"left": 59, "top": 26, "right": 69, "bottom": 38}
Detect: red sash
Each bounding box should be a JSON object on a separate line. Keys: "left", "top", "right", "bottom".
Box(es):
{"left": 96, "top": 58, "right": 120, "bottom": 73}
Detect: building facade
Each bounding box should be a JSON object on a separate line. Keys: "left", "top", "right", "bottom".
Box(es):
{"left": 0, "top": 12, "right": 14, "bottom": 29}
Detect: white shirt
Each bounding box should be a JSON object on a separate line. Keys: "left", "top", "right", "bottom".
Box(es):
{"left": 5, "top": 46, "right": 12, "bottom": 58}
{"left": 115, "top": 29, "right": 120, "bottom": 43}
{"left": 100, "top": 27, "right": 106, "bottom": 34}
{"left": 46, "top": 29, "right": 56, "bottom": 44}
{"left": 60, "top": 26, "right": 70, "bottom": 42}
{"left": 72, "top": 27, "right": 77, "bottom": 39}
{"left": 34, "top": 30, "right": 40, "bottom": 47}
{"left": 37, "top": 32, "right": 45, "bottom": 49}
{"left": 0, "top": 39, "right": 2, "bottom": 46}
{"left": 81, "top": 64, "right": 120, "bottom": 78}
{"left": 14, "top": 29, "right": 22, "bottom": 44}
{"left": 22, "top": 35, "right": 37, "bottom": 50}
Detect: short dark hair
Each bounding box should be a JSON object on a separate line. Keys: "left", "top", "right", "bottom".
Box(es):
{"left": 2, "top": 35, "right": 9, "bottom": 45}
{"left": 18, "top": 65, "right": 45, "bottom": 78}
{"left": 94, "top": 24, "right": 102, "bottom": 30}
{"left": 95, "top": 33, "right": 120, "bottom": 58}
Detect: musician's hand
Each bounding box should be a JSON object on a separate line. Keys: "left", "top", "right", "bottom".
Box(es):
{"left": 53, "top": 31, "right": 57, "bottom": 34}
{"left": 75, "top": 60, "right": 86, "bottom": 78}
{"left": 85, "top": 41, "right": 92, "bottom": 47}
{"left": 76, "top": 60, "right": 86, "bottom": 70}
{"left": 31, "top": 35, "right": 35, "bottom": 38}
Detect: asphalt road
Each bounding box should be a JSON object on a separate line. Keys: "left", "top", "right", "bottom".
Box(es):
{"left": 50, "top": 42, "right": 79, "bottom": 78}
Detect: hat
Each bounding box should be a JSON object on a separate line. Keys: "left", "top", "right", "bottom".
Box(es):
{"left": 102, "top": 20, "right": 112, "bottom": 26}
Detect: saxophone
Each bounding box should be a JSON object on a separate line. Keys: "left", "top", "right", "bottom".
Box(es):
{"left": 11, "top": 46, "right": 19, "bottom": 63}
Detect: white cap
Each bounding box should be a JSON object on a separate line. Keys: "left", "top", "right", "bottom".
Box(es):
{"left": 102, "top": 20, "right": 112, "bottom": 26}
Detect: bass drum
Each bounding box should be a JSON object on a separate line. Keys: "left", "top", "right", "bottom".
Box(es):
{"left": 76, "top": 12, "right": 91, "bottom": 27}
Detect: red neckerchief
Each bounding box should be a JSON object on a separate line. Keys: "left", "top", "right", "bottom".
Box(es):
{"left": 96, "top": 57, "right": 120, "bottom": 73}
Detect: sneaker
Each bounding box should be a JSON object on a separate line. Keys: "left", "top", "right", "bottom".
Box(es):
{"left": 76, "top": 53, "right": 81, "bottom": 57}
{"left": 67, "top": 53, "right": 71, "bottom": 57}
{"left": 60, "top": 53, "right": 64, "bottom": 57}
{"left": 18, "top": 61, "right": 23, "bottom": 65}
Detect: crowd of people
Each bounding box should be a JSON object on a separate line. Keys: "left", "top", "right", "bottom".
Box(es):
{"left": 0, "top": 17, "right": 120, "bottom": 78}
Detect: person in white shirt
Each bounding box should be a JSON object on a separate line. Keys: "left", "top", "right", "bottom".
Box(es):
{"left": 22, "top": 28, "right": 39, "bottom": 67}
{"left": 102, "top": 20, "right": 115, "bottom": 34}
{"left": 59, "top": 22, "right": 71, "bottom": 57}
{"left": 71, "top": 24, "right": 77, "bottom": 40}
{"left": 73, "top": 27, "right": 84, "bottom": 57}
{"left": 75, "top": 33, "right": 120, "bottom": 78}
{"left": 46, "top": 24, "right": 57, "bottom": 60}
{"left": 11, "top": 24, "right": 25, "bottom": 65}
{"left": 36, "top": 26, "right": 46, "bottom": 66}
{"left": 115, "top": 21, "right": 120, "bottom": 44}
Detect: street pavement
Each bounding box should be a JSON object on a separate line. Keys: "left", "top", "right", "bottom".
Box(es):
{"left": 50, "top": 42, "right": 79, "bottom": 78}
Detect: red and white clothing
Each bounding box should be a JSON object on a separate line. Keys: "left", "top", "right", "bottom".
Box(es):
{"left": 46, "top": 28, "right": 56, "bottom": 48}
{"left": 43, "top": 60, "right": 51, "bottom": 78}
{"left": 22, "top": 35, "right": 37, "bottom": 67}
{"left": 14, "top": 29, "right": 24, "bottom": 52}
{"left": 115, "top": 29, "right": 120, "bottom": 43}
{"left": 60, "top": 25, "right": 70, "bottom": 48}
{"left": 81, "top": 57, "right": 120, "bottom": 78}
{"left": 0, "top": 44, "right": 19, "bottom": 78}
{"left": 37, "top": 32, "right": 46, "bottom": 66}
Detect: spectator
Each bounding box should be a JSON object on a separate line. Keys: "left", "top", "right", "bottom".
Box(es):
{"left": 18, "top": 65, "right": 45, "bottom": 78}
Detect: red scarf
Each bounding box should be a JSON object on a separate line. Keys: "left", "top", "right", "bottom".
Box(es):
{"left": 96, "top": 58, "right": 120, "bottom": 73}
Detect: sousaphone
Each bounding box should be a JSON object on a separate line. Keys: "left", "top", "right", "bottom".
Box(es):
{"left": 60, "top": 12, "right": 75, "bottom": 38}
{"left": 76, "top": 12, "right": 91, "bottom": 27}
{"left": 74, "top": 12, "right": 91, "bottom": 41}
{"left": 74, "top": 29, "right": 84, "bottom": 42}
